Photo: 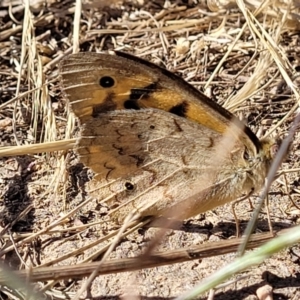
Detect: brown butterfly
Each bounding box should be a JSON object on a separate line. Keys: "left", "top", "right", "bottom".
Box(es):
{"left": 60, "top": 51, "right": 276, "bottom": 222}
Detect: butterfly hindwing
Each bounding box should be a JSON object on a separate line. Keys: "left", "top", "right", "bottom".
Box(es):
{"left": 78, "top": 109, "right": 248, "bottom": 221}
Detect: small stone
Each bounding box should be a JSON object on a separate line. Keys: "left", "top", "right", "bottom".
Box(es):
{"left": 256, "top": 284, "right": 273, "bottom": 300}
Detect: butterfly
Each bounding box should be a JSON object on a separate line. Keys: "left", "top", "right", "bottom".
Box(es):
{"left": 59, "top": 51, "right": 276, "bottom": 223}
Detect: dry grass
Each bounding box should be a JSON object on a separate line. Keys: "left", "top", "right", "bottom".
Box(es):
{"left": 1, "top": 0, "right": 300, "bottom": 299}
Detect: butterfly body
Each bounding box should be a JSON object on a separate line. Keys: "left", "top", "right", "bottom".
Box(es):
{"left": 60, "top": 52, "right": 276, "bottom": 222}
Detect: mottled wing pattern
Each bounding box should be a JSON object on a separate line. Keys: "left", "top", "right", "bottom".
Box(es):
{"left": 77, "top": 109, "right": 246, "bottom": 221}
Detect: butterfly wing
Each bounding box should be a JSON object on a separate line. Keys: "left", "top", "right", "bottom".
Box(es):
{"left": 78, "top": 108, "right": 251, "bottom": 221}
{"left": 60, "top": 52, "right": 260, "bottom": 154}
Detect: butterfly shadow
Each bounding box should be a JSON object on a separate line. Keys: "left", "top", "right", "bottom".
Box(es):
{"left": 144, "top": 214, "right": 292, "bottom": 238}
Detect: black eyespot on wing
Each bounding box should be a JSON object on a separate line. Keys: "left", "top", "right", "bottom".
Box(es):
{"left": 149, "top": 125, "right": 155, "bottom": 129}
{"left": 99, "top": 76, "right": 115, "bottom": 88}
{"left": 125, "top": 181, "right": 135, "bottom": 191}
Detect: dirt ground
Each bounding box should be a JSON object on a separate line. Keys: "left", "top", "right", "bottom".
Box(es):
{"left": 1, "top": 0, "right": 300, "bottom": 299}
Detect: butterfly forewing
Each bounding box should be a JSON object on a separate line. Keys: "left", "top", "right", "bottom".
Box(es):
{"left": 61, "top": 53, "right": 253, "bottom": 138}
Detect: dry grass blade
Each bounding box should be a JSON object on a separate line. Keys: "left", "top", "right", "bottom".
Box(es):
{"left": 0, "top": 230, "right": 274, "bottom": 283}
{"left": 0, "top": 139, "right": 76, "bottom": 156}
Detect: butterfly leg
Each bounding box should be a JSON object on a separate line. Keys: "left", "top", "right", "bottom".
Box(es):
{"left": 231, "top": 189, "right": 254, "bottom": 237}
